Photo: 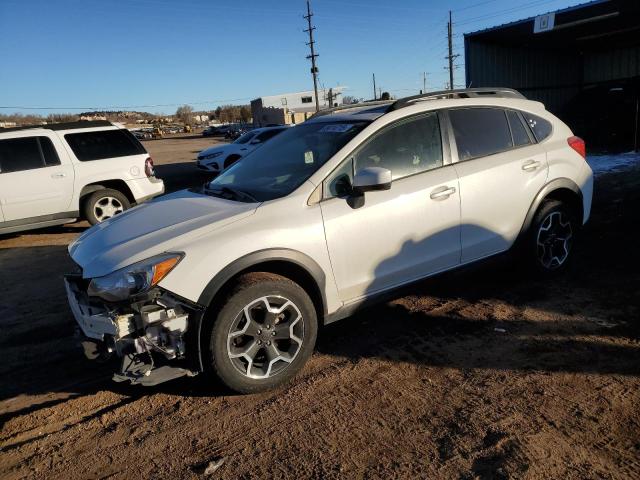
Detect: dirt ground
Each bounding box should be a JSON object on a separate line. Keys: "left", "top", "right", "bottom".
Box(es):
{"left": 1, "top": 136, "right": 639, "bottom": 479}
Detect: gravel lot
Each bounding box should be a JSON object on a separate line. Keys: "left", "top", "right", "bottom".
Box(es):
{"left": 1, "top": 136, "right": 639, "bottom": 479}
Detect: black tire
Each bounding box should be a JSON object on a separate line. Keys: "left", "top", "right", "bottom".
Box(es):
{"left": 83, "top": 188, "right": 131, "bottom": 225}
{"left": 526, "top": 200, "right": 577, "bottom": 276}
{"left": 207, "top": 272, "right": 318, "bottom": 394}
{"left": 223, "top": 154, "right": 241, "bottom": 169}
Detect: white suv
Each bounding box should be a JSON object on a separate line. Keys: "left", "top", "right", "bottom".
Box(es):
{"left": 64, "top": 89, "right": 593, "bottom": 393}
{"left": 0, "top": 121, "right": 164, "bottom": 234}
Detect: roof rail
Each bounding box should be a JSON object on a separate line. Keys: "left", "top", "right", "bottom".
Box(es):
{"left": 388, "top": 88, "right": 526, "bottom": 111}
{"left": 306, "top": 88, "right": 526, "bottom": 120}
{"left": 309, "top": 100, "right": 393, "bottom": 119}
{"left": 0, "top": 120, "right": 113, "bottom": 133}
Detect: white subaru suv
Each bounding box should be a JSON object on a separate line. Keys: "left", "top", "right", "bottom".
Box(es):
{"left": 64, "top": 89, "right": 593, "bottom": 393}
{"left": 0, "top": 121, "right": 164, "bottom": 234}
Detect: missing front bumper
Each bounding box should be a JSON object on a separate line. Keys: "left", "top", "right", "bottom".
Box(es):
{"left": 64, "top": 274, "right": 199, "bottom": 385}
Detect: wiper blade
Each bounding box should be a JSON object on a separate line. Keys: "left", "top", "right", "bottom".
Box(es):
{"left": 203, "top": 185, "right": 257, "bottom": 202}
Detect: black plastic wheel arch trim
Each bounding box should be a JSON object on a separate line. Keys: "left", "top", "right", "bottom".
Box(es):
{"left": 193, "top": 248, "right": 327, "bottom": 372}
{"left": 518, "top": 177, "right": 583, "bottom": 238}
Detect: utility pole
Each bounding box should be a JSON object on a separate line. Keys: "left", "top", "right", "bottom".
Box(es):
{"left": 372, "top": 73, "right": 377, "bottom": 100}
{"left": 423, "top": 72, "right": 427, "bottom": 94}
{"left": 304, "top": 0, "right": 320, "bottom": 112}
{"left": 445, "top": 10, "right": 460, "bottom": 91}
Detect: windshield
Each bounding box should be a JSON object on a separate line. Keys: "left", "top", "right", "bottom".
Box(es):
{"left": 233, "top": 130, "right": 257, "bottom": 144}
{"left": 207, "top": 121, "right": 369, "bottom": 202}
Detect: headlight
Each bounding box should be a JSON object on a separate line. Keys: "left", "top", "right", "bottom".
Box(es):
{"left": 202, "top": 151, "right": 223, "bottom": 160}
{"left": 87, "top": 253, "right": 183, "bottom": 302}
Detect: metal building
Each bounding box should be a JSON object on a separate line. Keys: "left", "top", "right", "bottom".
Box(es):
{"left": 465, "top": 0, "right": 640, "bottom": 151}
{"left": 251, "top": 87, "right": 345, "bottom": 127}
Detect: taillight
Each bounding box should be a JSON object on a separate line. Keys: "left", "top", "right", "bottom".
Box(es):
{"left": 567, "top": 136, "right": 586, "bottom": 159}
{"left": 144, "top": 157, "right": 155, "bottom": 177}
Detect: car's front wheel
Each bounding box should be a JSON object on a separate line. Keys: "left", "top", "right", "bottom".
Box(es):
{"left": 528, "top": 200, "right": 576, "bottom": 275}
{"left": 207, "top": 273, "right": 317, "bottom": 394}
{"left": 83, "top": 188, "right": 131, "bottom": 225}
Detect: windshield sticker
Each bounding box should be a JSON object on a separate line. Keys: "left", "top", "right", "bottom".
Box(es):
{"left": 304, "top": 150, "right": 314, "bottom": 164}
{"left": 319, "top": 124, "right": 354, "bottom": 133}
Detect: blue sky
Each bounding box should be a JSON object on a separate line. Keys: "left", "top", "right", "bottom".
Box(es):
{"left": 0, "top": 0, "right": 582, "bottom": 115}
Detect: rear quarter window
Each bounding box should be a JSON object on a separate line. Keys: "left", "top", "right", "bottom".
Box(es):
{"left": 64, "top": 129, "right": 146, "bottom": 161}
{"left": 522, "top": 112, "right": 553, "bottom": 142}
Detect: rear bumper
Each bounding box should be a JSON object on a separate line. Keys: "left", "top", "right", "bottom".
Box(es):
{"left": 126, "top": 177, "right": 165, "bottom": 204}
{"left": 64, "top": 274, "right": 199, "bottom": 385}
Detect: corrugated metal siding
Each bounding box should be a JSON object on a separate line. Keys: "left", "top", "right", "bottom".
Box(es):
{"left": 584, "top": 45, "right": 640, "bottom": 83}
{"left": 466, "top": 42, "right": 580, "bottom": 88}
{"left": 466, "top": 39, "right": 640, "bottom": 114}
{"left": 465, "top": 40, "right": 582, "bottom": 113}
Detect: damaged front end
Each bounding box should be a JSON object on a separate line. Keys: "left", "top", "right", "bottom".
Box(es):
{"left": 64, "top": 274, "right": 202, "bottom": 386}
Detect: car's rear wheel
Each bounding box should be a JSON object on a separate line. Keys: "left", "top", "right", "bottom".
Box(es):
{"left": 83, "top": 188, "right": 131, "bottom": 225}
{"left": 207, "top": 273, "right": 317, "bottom": 394}
{"left": 528, "top": 200, "right": 576, "bottom": 275}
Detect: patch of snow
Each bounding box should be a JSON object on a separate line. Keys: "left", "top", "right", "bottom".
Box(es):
{"left": 587, "top": 151, "right": 640, "bottom": 175}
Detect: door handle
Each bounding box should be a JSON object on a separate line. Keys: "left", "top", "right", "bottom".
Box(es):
{"left": 430, "top": 186, "right": 456, "bottom": 200}
{"left": 522, "top": 160, "right": 541, "bottom": 171}
{"left": 51, "top": 173, "right": 66, "bottom": 179}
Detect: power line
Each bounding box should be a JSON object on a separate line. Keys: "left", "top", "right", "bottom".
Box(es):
{"left": 453, "top": 0, "right": 501, "bottom": 13}
{"left": 455, "top": 0, "right": 563, "bottom": 26}
{"left": 303, "top": 0, "right": 320, "bottom": 112}
{"left": 0, "top": 97, "right": 254, "bottom": 111}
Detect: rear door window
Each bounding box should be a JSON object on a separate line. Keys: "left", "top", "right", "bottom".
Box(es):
{"left": 40, "top": 137, "right": 61, "bottom": 166}
{"left": 507, "top": 110, "right": 532, "bottom": 147}
{"left": 449, "top": 108, "right": 513, "bottom": 161}
{"left": 522, "top": 112, "right": 553, "bottom": 142}
{"left": 0, "top": 137, "right": 59, "bottom": 173}
{"left": 65, "top": 129, "right": 146, "bottom": 161}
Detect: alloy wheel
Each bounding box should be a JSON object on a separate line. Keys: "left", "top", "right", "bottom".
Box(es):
{"left": 93, "top": 196, "right": 124, "bottom": 222}
{"left": 227, "top": 295, "right": 304, "bottom": 379}
{"left": 536, "top": 211, "right": 573, "bottom": 270}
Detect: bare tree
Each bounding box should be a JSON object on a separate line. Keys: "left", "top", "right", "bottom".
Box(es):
{"left": 240, "top": 106, "right": 251, "bottom": 123}
{"left": 342, "top": 95, "right": 359, "bottom": 105}
{"left": 175, "top": 105, "right": 194, "bottom": 125}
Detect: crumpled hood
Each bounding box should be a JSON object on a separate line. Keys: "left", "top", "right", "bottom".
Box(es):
{"left": 69, "top": 189, "right": 257, "bottom": 278}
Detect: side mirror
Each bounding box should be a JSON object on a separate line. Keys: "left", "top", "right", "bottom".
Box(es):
{"left": 249, "top": 138, "right": 261, "bottom": 145}
{"left": 352, "top": 167, "right": 392, "bottom": 194}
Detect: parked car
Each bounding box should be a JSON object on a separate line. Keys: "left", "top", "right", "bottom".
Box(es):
{"left": 0, "top": 120, "right": 164, "bottom": 233}
{"left": 225, "top": 125, "right": 249, "bottom": 140}
{"left": 65, "top": 88, "right": 592, "bottom": 394}
{"left": 196, "top": 126, "right": 288, "bottom": 173}
{"left": 214, "top": 124, "right": 236, "bottom": 137}
{"left": 132, "top": 130, "right": 152, "bottom": 140}
{"left": 202, "top": 126, "right": 219, "bottom": 137}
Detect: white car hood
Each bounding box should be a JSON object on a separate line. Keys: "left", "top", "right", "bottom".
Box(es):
{"left": 69, "top": 189, "right": 257, "bottom": 278}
